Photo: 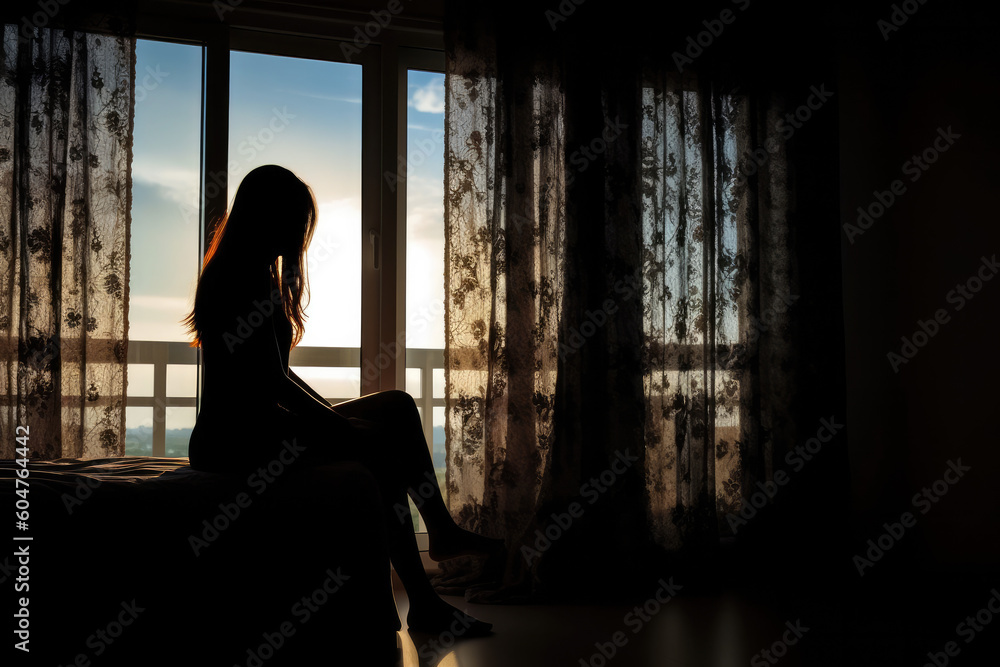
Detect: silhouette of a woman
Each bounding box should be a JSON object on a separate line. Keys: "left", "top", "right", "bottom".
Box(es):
{"left": 185, "top": 165, "right": 498, "bottom": 635}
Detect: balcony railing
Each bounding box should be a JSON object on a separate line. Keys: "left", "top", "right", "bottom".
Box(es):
{"left": 126, "top": 340, "right": 444, "bottom": 457}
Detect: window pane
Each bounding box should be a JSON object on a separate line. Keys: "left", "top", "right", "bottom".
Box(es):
{"left": 404, "top": 368, "right": 422, "bottom": 398}
{"left": 404, "top": 70, "right": 446, "bottom": 351}
{"left": 288, "top": 366, "right": 361, "bottom": 402}
{"left": 126, "top": 364, "right": 154, "bottom": 397}
{"left": 432, "top": 367, "right": 445, "bottom": 398}
{"left": 124, "top": 407, "right": 153, "bottom": 456}
{"left": 404, "top": 70, "right": 445, "bottom": 534}
{"left": 127, "top": 39, "right": 203, "bottom": 454}
{"left": 167, "top": 364, "right": 198, "bottom": 398}
{"left": 166, "top": 407, "right": 197, "bottom": 457}
{"left": 432, "top": 405, "right": 445, "bottom": 494}
{"left": 229, "top": 51, "right": 363, "bottom": 362}
{"left": 128, "top": 40, "right": 203, "bottom": 343}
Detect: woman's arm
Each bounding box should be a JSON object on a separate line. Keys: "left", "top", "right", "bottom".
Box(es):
{"left": 276, "top": 378, "right": 372, "bottom": 445}
{"left": 211, "top": 274, "right": 354, "bottom": 435}
{"left": 275, "top": 374, "right": 346, "bottom": 422}
{"left": 263, "top": 319, "right": 350, "bottom": 429}
{"left": 287, "top": 368, "right": 333, "bottom": 407}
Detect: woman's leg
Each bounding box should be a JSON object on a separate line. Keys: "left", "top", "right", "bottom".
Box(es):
{"left": 329, "top": 390, "right": 498, "bottom": 632}
{"left": 331, "top": 390, "right": 503, "bottom": 559}
{"left": 331, "top": 390, "right": 453, "bottom": 534}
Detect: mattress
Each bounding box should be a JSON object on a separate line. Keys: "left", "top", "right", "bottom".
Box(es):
{"left": 0, "top": 456, "right": 400, "bottom": 666}
{"left": 2, "top": 456, "right": 201, "bottom": 500}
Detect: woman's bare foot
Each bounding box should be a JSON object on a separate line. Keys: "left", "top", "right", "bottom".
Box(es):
{"left": 406, "top": 594, "right": 492, "bottom": 637}
{"left": 427, "top": 524, "right": 504, "bottom": 562}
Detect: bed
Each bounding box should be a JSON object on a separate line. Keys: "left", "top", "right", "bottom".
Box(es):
{"left": 1, "top": 456, "right": 400, "bottom": 666}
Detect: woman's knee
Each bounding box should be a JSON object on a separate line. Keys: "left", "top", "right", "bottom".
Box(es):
{"left": 381, "top": 389, "right": 417, "bottom": 413}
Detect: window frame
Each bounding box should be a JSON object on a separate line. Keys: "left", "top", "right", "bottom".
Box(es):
{"left": 128, "top": 13, "right": 445, "bottom": 456}
{"left": 391, "top": 46, "right": 446, "bottom": 391}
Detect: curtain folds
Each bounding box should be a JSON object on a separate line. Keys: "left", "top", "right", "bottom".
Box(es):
{"left": 0, "top": 26, "right": 135, "bottom": 458}
{"left": 442, "top": 9, "right": 805, "bottom": 601}
{"left": 640, "top": 73, "right": 797, "bottom": 551}
{"left": 443, "top": 28, "right": 567, "bottom": 586}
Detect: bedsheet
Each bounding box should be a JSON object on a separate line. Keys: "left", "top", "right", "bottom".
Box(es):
{"left": 0, "top": 456, "right": 399, "bottom": 666}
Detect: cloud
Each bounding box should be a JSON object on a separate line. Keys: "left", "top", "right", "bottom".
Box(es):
{"left": 409, "top": 78, "right": 445, "bottom": 114}
{"left": 131, "top": 164, "right": 200, "bottom": 204}
{"left": 288, "top": 90, "right": 362, "bottom": 105}
{"left": 404, "top": 175, "right": 444, "bottom": 243}
{"left": 126, "top": 294, "right": 196, "bottom": 343}
{"left": 129, "top": 294, "right": 194, "bottom": 311}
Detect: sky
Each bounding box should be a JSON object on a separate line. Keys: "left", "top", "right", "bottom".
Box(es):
{"left": 128, "top": 39, "right": 446, "bottom": 428}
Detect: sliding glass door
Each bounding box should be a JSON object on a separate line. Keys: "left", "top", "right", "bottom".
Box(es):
{"left": 125, "top": 34, "right": 447, "bottom": 549}
{"left": 229, "top": 49, "right": 364, "bottom": 402}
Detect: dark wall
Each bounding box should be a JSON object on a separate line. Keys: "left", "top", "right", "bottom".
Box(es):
{"left": 835, "top": 0, "right": 1000, "bottom": 571}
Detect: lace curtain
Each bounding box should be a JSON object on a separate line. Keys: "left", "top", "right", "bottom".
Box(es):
{"left": 442, "top": 14, "right": 799, "bottom": 600}
{"left": 640, "top": 71, "right": 797, "bottom": 551}
{"left": 0, "top": 26, "right": 135, "bottom": 458}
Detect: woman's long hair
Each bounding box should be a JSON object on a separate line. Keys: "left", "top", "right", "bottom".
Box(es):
{"left": 183, "top": 165, "right": 317, "bottom": 348}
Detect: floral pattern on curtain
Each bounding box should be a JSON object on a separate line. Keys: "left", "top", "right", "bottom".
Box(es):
{"left": 443, "top": 29, "right": 567, "bottom": 566}
{"left": 640, "top": 71, "right": 795, "bottom": 550}
{"left": 441, "top": 8, "right": 805, "bottom": 600}
{"left": 0, "top": 26, "right": 135, "bottom": 458}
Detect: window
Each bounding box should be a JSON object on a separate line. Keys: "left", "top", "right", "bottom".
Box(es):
{"left": 126, "top": 39, "right": 203, "bottom": 456}
{"left": 228, "top": 49, "right": 364, "bottom": 401}
{"left": 402, "top": 68, "right": 446, "bottom": 530}
{"left": 126, "top": 23, "right": 446, "bottom": 539}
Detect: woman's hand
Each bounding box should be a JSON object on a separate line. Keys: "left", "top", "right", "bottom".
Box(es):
{"left": 345, "top": 416, "right": 382, "bottom": 438}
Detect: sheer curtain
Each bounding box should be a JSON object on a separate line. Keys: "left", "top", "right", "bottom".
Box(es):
{"left": 640, "top": 70, "right": 800, "bottom": 551}
{"left": 0, "top": 25, "right": 135, "bottom": 458}
{"left": 441, "top": 8, "right": 804, "bottom": 600}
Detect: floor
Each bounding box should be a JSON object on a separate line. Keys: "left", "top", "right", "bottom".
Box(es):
{"left": 389, "top": 573, "right": 816, "bottom": 667}
{"left": 385, "top": 567, "right": 1000, "bottom": 667}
